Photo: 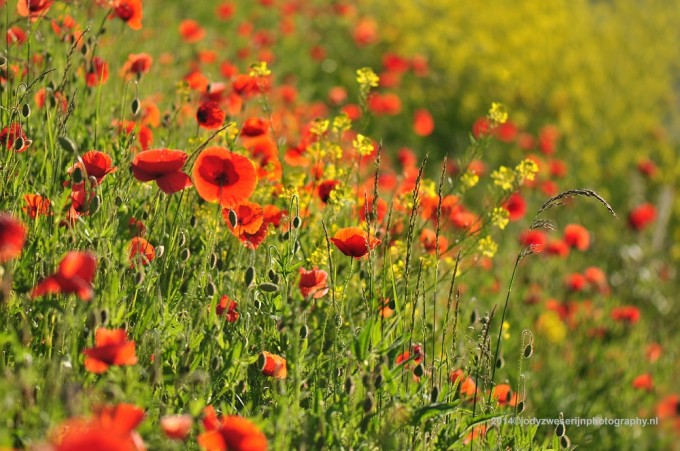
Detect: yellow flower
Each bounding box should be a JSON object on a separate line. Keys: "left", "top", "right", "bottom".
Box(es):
{"left": 536, "top": 311, "right": 567, "bottom": 344}
{"left": 488, "top": 102, "right": 508, "bottom": 124}
{"left": 311, "top": 118, "right": 329, "bottom": 136}
{"left": 491, "top": 207, "right": 509, "bottom": 230}
{"left": 353, "top": 134, "right": 374, "bottom": 156}
{"left": 356, "top": 67, "right": 380, "bottom": 91}
{"left": 491, "top": 166, "right": 516, "bottom": 191}
{"left": 249, "top": 61, "right": 271, "bottom": 77}
{"left": 332, "top": 113, "right": 352, "bottom": 133}
{"left": 461, "top": 171, "right": 479, "bottom": 189}
{"left": 515, "top": 159, "right": 539, "bottom": 184}
{"left": 478, "top": 236, "right": 498, "bottom": 258}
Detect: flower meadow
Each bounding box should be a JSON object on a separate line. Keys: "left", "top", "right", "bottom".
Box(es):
{"left": 1, "top": 1, "right": 679, "bottom": 450}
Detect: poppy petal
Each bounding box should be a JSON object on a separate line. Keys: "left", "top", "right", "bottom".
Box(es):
{"left": 156, "top": 171, "right": 193, "bottom": 194}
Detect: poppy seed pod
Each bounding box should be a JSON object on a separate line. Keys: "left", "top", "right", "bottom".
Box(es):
{"left": 245, "top": 266, "right": 255, "bottom": 287}
{"left": 131, "top": 98, "right": 141, "bottom": 116}
{"left": 258, "top": 283, "right": 278, "bottom": 293}
{"left": 58, "top": 136, "right": 78, "bottom": 153}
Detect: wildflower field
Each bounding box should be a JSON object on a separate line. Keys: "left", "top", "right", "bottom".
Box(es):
{"left": 1, "top": 0, "right": 679, "bottom": 449}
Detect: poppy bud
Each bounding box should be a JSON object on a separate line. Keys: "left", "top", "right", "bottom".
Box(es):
{"left": 209, "top": 252, "right": 217, "bottom": 269}
{"left": 430, "top": 386, "right": 440, "bottom": 403}
{"left": 516, "top": 401, "right": 525, "bottom": 414}
{"left": 414, "top": 363, "right": 425, "bottom": 378}
{"left": 180, "top": 248, "right": 190, "bottom": 261}
{"left": 268, "top": 269, "right": 277, "bottom": 282}
{"left": 344, "top": 376, "right": 355, "bottom": 395}
{"left": 254, "top": 299, "right": 262, "bottom": 309}
{"left": 89, "top": 195, "right": 101, "bottom": 215}
{"left": 58, "top": 136, "right": 78, "bottom": 153}
{"left": 114, "top": 195, "right": 123, "bottom": 207}
{"left": 555, "top": 423, "right": 566, "bottom": 437}
{"left": 374, "top": 373, "right": 383, "bottom": 389}
{"left": 72, "top": 167, "right": 84, "bottom": 184}
{"left": 496, "top": 356, "right": 505, "bottom": 369}
{"left": 560, "top": 435, "right": 570, "bottom": 449}
{"left": 258, "top": 283, "right": 278, "bottom": 293}
{"left": 227, "top": 209, "right": 238, "bottom": 228}
{"left": 13, "top": 137, "right": 24, "bottom": 151}
{"left": 190, "top": 215, "right": 197, "bottom": 227}
{"left": 0, "top": 56, "right": 6, "bottom": 67}
{"left": 245, "top": 266, "right": 255, "bottom": 287}
{"left": 470, "top": 310, "right": 478, "bottom": 324}
{"left": 21, "top": 103, "right": 31, "bottom": 118}
{"left": 362, "top": 374, "right": 371, "bottom": 388}
{"left": 206, "top": 282, "right": 216, "bottom": 297}
{"left": 292, "top": 216, "right": 302, "bottom": 229}
{"left": 156, "top": 245, "right": 165, "bottom": 258}
{"left": 80, "top": 42, "right": 89, "bottom": 55}
{"left": 524, "top": 344, "right": 534, "bottom": 359}
{"left": 362, "top": 395, "right": 374, "bottom": 413}
{"left": 178, "top": 231, "right": 187, "bottom": 247}
{"left": 131, "top": 98, "right": 141, "bottom": 116}
{"left": 299, "top": 324, "right": 309, "bottom": 339}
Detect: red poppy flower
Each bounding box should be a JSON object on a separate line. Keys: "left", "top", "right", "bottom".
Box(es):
{"left": 413, "top": 108, "right": 434, "bottom": 136}
{"left": 161, "top": 414, "right": 193, "bottom": 441}
{"left": 128, "top": 237, "right": 155, "bottom": 266}
{"left": 217, "top": 2, "right": 235, "bottom": 20}
{"left": 192, "top": 147, "right": 258, "bottom": 208}
{"left": 656, "top": 395, "right": 680, "bottom": 429}
{"left": 494, "top": 121, "right": 517, "bottom": 142}
{"left": 179, "top": 19, "right": 205, "bottom": 43}
{"left": 632, "top": 373, "right": 654, "bottom": 391}
{"left": 298, "top": 267, "right": 329, "bottom": 299}
{"left": 224, "top": 201, "right": 264, "bottom": 236}
{"left": 0, "top": 214, "right": 27, "bottom": 264}
{"left": 519, "top": 230, "right": 546, "bottom": 253}
{"left": 196, "top": 101, "right": 226, "bottom": 129}
{"left": 86, "top": 56, "right": 109, "bottom": 87}
{"left": 331, "top": 227, "right": 381, "bottom": 258}
{"left": 259, "top": 352, "right": 288, "bottom": 379}
{"left": 0, "top": 123, "right": 31, "bottom": 152}
{"left": 472, "top": 117, "right": 492, "bottom": 138}
{"left": 67, "top": 150, "right": 117, "bottom": 184}
{"left": 395, "top": 344, "right": 425, "bottom": 377}
{"left": 419, "top": 228, "right": 448, "bottom": 254}
{"left": 241, "top": 117, "right": 269, "bottom": 137}
{"left": 31, "top": 251, "right": 97, "bottom": 301}
{"left": 51, "top": 403, "right": 145, "bottom": 450}
{"left": 131, "top": 149, "right": 192, "bottom": 194}
{"left": 503, "top": 192, "right": 526, "bottom": 221}
{"left": 359, "top": 196, "right": 388, "bottom": 223}
{"left": 120, "top": 53, "right": 152, "bottom": 78}
{"left": 198, "top": 406, "right": 268, "bottom": 451}
{"left": 243, "top": 136, "right": 282, "bottom": 182}
{"left": 7, "top": 26, "right": 27, "bottom": 46}
{"left": 317, "top": 180, "right": 339, "bottom": 204}
{"left": 545, "top": 239, "right": 569, "bottom": 258}
{"left": 83, "top": 328, "right": 138, "bottom": 373}
{"left": 113, "top": 120, "right": 153, "bottom": 150}
{"left": 23, "top": 194, "right": 51, "bottom": 219}
{"left": 491, "top": 384, "right": 519, "bottom": 407}
{"left": 563, "top": 223, "right": 590, "bottom": 251}
{"left": 611, "top": 306, "right": 640, "bottom": 325}
{"left": 263, "top": 204, "right": 287, "bottom": 228}
{"left": 566, "top": 273, "right": 586, "bottom": 292}
{"left": 216, "top": 295, "right": 239, "bottom": 322}
{"left": 449, "top": 369, "right": 477, "bottom": 397}
{"left": 628, "top": 203, "right": 656, "bottom": 231}
{"left": 646, "top": 343, "right": 663, "bottom": 363}
{"left": 111, "top": 0, "right": 143, "bottom": 30}
{"left": 17, "top": 0, "right": 54, "bottom": 20}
